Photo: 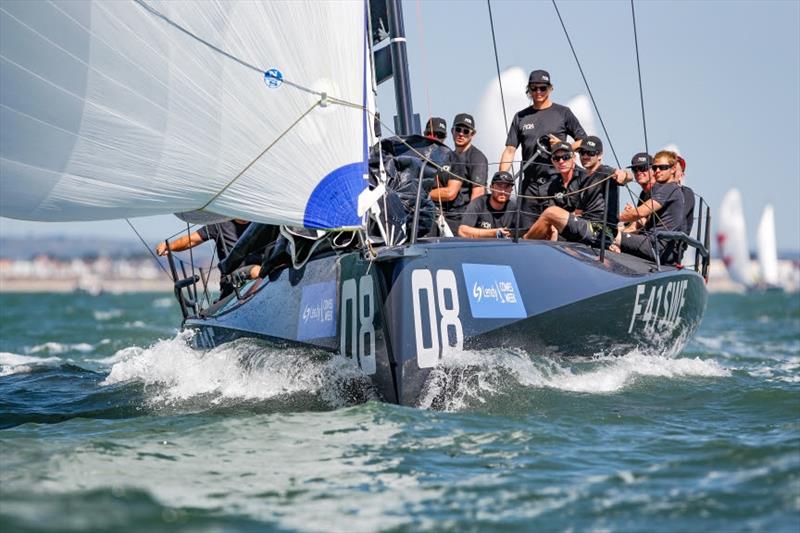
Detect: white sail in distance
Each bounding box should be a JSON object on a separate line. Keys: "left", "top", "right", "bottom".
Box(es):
{"left": 717, "top": 188, "right": 753, "bottom": 287}
{"left": 1, "top": 0, "right": 374, "bottom": 229}
{"left": 756, "top": 204, "right": 780, "bottom": 286}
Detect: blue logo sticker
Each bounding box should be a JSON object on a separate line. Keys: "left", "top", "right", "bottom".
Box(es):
{"left": 461, "top": 263, "right": 527, "bottom": 319}
{"left": 264, "top": 68, "right": 283, "bottom": 89}
{"left": 297, "top": 281, "right": 337, "bottom": 340}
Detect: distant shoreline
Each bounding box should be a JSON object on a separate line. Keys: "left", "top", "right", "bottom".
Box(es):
{"left": 0, "top": 278, "right": 173, "bottom": 293}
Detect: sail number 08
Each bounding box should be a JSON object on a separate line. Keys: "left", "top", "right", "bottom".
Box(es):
{"left": 411, "top": 269, "right": 463, "bottom": 368}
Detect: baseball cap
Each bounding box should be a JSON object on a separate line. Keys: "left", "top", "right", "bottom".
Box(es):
{"left": 424, "top": 117, "right": 447, "bottom": 136}
{"left": 628, "top": 152, "right": 652, "bottom": 168}
{"left": 528, "top": 70, "right": 551, "bottom": 85}
{"left": 551, "top": 142, "right": 573, "bottom": 155}
{"left": 453, "top": 113, "right": 475, "bottom": 130}
{"left": 491, "top": 170, "right": 515, "bottom": 184}
{"left": 677, "top": 156, "right": 686, "bottom": 171}
{"left": 581, "top": 136, "right": 603, "bottom": 153}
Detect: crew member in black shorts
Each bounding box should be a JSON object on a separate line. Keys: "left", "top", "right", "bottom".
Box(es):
{"left": 578, "top": 136, "right": 631, "bottom": 229}
{"left": 429, "top": 113, "right": 488, "bottom": 234}
{"left": 523, "top": 143, "right": 606, "bottom": 244}
{"left": 498, "top": 70, "right": 587, "bottom": 217}
{"left": 458, "top": 171, "right": 517, "bottom": 239}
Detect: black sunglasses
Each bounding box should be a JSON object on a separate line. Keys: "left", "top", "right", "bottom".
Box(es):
{"left": 425, "top": 131, "right": 446, "bottom": 140}
{"left": 651, "top": 164, "right": 673, "bottom": 171}
{"left": 529, "top": 85, "right": 550, "bottom": 93}
{"left": 632, "top": 165, "right": 650, "bottom": 173}
{"left": 578, "top": 150, "right": 599, "bottom": 156}
{"left": 551, "top": 153, "right": 572, "bottom": 162}
{"left": 453, "top": 126, "right": 473, "bottom": 135}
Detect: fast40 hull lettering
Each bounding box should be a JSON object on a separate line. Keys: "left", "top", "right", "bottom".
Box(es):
{"left": 185, "top": 239, "right": 708, "bottom": 406}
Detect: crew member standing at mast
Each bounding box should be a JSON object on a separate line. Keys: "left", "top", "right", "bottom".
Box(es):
{"left": 498, "top": 70, "right": 587, "bottom": 221}
{"left": 429, "top": 113, "right": 488, "bottom": 234}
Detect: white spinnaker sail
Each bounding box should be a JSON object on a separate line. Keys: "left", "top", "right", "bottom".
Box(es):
{"left": 1, "top": 0, "right": 373, "bottom": 229}
{"left": 756, "top": 204, "right": 779, "bottom": 286}
{"left": 717, "top": 188, "right": 753, "bottom": 287}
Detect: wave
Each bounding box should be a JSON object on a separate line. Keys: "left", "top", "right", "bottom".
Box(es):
{"left": 0, "top": 352, "right": 62, "bottom": 377}
{"left": 27, "top": 341, "right": 95, "bottom": 355}
{"left": 93, "top": 309, "right": 123, "bottom": 321}
{"left": 101, "top": 332, "right": 376, "bottom": 409}
{"left": 419, "top": 348, "right": 731, "bottom": 411}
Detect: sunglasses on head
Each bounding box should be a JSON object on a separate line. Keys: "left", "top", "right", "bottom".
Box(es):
{"left": 651, "top": 164, "right": 673, "bottom": 171}
{"left": 552, "top": 153, "right": 572, "bottom": 162}
{"left": 453, "top": 126, "right": 473, "bottom": 135}
{"left": 528, "top": 84, "right": 550, "bottom": 93}
{"left": 632, "top": 165, "right": 650, "bottom": 173}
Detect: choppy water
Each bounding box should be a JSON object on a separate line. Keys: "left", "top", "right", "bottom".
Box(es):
{"left": 0, "top": 291, "right": 798, "bottom": 531}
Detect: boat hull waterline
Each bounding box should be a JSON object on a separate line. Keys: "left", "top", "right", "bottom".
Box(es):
{"left": 184, "top": 239, "right": 708, "bottom": 406}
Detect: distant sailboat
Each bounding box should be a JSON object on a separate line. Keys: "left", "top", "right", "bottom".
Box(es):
{"left": 756, "top": 205, "right": 781, "bottom": 289}
{"left": 717, "top": 189, "right": 753, "bottom": 288}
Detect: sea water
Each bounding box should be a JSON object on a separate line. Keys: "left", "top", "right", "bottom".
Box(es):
{"left": 0, "top": 292, "right": 797, "bottom": 531}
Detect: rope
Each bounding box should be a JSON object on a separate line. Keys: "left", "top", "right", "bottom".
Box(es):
{"left": 124, "top": 218, "right": 172, "bottom": 280}
{"left": 200, "top": 101, "right": 321, "bottom": 210}
{"left": 630, "top": 0, "right": 649, "bottom": 156}
{"left": 132, "top": 0, "right": 335, "bottom": 100}
{"left": 551, "top": 0, "right": 620, "bottom": 169}
{"left": 487, "top": 0, "right": 510, "bottom": 135}
{"left": 414, "top": 0, "right": 433, "bottom": 125}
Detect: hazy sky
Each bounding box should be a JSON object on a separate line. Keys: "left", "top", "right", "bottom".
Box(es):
{"left": 2, "top": 0, "right": 798, "bottom": 252}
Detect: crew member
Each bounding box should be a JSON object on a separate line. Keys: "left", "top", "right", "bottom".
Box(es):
{"left": 577, "top": 136, "right": 631, "bottom": 228}
{"left": 674, "top": 155, "right": 696, "bottom": 234}
{"left": 458, "top": 171, "right": 518, "bottom": 239}
{"left": 498, "top": 69, "right": 587, "bottom": 217}
{"left": 424, "top": 117, "right": 447, "bottom": 143}
{"left": 613, "top": 151, "right": 685, "bottom": 264}
{"left": 155, "top": 219, "right": 252, "bottom": 297}
{"left": 523, "top": 143, "right": 606, "bottom": 244}
{"left": 429, "top": 113, "right": 488, "bottom": 233}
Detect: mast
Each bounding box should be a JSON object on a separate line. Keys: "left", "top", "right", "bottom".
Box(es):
{"left": 386, "top": 0, "right": 414, "bottom": 135}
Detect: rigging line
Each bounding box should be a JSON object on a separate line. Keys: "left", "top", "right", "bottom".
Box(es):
{"left": 486, "top": 0, "right": 510, "bottom": 135}
{"left": 630, "top": 0, "right": 649, "bottom": 155}
{"left": 131, "top": 0, "right": 344, "bottom": 102}
{"left": 200, "top": 101, "right": 321, "bottom": 210}
{"left": 550, "top": 0, "right": 621, "bottom": 169}
{"left": 414, "top": 0, "right": 433, "bottom": 124}
{"left": 124, "top": 218, "right": 172, "bottom": 280}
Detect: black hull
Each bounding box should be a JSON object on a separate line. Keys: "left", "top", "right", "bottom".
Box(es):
{"left": 185, "top": 239, "right": 707, "bottom": 406}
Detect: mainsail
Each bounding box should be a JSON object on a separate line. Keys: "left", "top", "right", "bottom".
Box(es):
{"left": 756, "top": 204, "right": 779, "bottom": 286}
{"left": 717, "top": 188, "right": 753, "bottom": 287}
{"left": 1, "top": 0, "right": 373, "bottom": 229}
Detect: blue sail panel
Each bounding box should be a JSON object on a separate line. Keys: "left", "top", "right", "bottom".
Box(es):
{"left": 303, "top": 161, "right": 367, "bottom": 229}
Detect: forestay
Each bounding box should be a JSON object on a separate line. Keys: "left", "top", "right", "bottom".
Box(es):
{"left": 1, "top": 0, "right": 374, "bottom": 229}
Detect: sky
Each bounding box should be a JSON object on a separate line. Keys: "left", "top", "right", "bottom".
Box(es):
{"left": 1, "top": 0, "right": 798, "bottom": 253}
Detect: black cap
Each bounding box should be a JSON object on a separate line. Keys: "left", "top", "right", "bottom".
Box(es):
{"left": 628, "top": 152, "right": 652, "bottom": 168}
{"left": 491, "top": 170, "right": 515, "bottom": 184}
{"left": 581, "top": 136, "right": 603, "bottom": 153}
{"left": 425, "top": 117, "right": 447, "bottom": 135}
{"left": 453, "top": 113, "right": 475, "bottom": 130}
{"left": 528, "top": 70, "right": 551, "bottom": 85}
{"left": 551, "top": 142, "right": 573, "bottom": 155}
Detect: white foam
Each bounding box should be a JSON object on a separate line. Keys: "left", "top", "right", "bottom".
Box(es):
{"left": 0, "top": 352, "right": 61, "bottom": 376}
{"left": 93, "top": 309, "right": 123, "bottom": 321}
{"left": 101, "top": 332, "right": 374, "bottom": 408}
{"left": 420, "top": 348, "right": 731, "bottom": 410}
{"left": 27, "top": 342, "right": 95, "bottom": 355}
{"left": 152, "top": 297, "right": 173, "bottom": 308}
